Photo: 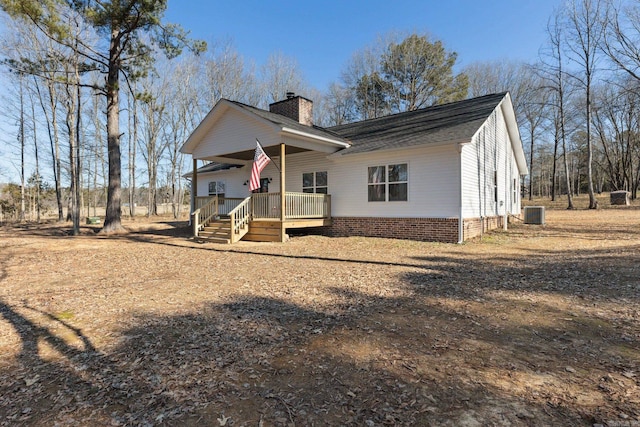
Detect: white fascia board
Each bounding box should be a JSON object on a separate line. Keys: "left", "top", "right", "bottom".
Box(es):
{"left": 500, "top": 94, "right": 529, "bottom": 176}
{"left": 281, "top": 127, "right": 351, "bottom": 148}
{"left": 327, "top": 138, "right": 472, "bottom": 160}
{"left": 199, "top": 156, "right": 252, "bottom": 165}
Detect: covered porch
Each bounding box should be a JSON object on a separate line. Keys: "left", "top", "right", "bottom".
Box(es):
{"left": 180, "top": 96, "right": 349, "bottom": 243}
{"left": 192, "top": 192, "right": 331, "bottom": 243}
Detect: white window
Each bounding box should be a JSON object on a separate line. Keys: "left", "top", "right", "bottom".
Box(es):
{"left": 208, "top": 181, "right": 225, "bottom": 198}
{"left": 368, "top": 163, "right": 408, "bottom": 202}
{"left": 302, "top": 171, "right": 328, "bottom": 194}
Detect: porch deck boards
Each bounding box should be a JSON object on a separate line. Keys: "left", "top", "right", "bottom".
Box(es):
{"left": 193, "top": 193, "right": 331, "bottom": 243}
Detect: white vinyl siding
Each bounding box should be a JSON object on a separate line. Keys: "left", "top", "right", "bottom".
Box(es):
{"left": 461, "top": 106, "right": 522, "bottom": 218}
{"left": 192, "top": 107, "right": 278, "bottom": 159}
{"left": 284, "top": 144, "right": 459, "bottom": 218}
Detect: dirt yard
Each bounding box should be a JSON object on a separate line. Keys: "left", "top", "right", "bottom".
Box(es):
{"left": 1, "top": 205, "right": 639, "bottom": 426}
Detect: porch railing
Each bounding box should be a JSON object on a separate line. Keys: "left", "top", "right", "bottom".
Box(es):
{"left": 192, "top": 196, "right": 219, "bottom": 237}
{"left": 251, "top": 192, "right": 331, "bottom": 219}
{"left": 228, "top": 197, "right": 252, "bottom": 243}
{"left": 251, "top": 193, "right": 281, "bottom": 219}
{"left": 193, "top": 192, "right": 331, "bottom": 237}
{"left": 285, "top": 192, "right": 331, "bottom": 219}
{"left": 195, "top": 196, "right": 244, "bottom": 215}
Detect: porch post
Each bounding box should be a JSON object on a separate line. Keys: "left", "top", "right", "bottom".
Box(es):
{"left": 280, "top": 143, "right": 286, "bottom": 242}
{"left": 192, "top": 158, "right": 198, "bottom": 209}
{"left": 190, "top": 158, "right": 199, "bottom": 228}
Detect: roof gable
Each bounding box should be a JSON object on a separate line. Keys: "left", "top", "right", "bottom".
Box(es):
{"left": 180, "top": 99, "right": 349, "bottom": 156}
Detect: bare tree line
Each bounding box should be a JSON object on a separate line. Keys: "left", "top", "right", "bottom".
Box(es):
{"left": 2, "top": 0, "right": 640, "bottom": 229}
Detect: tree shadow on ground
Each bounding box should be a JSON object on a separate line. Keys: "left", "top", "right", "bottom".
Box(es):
{"left": 1, "top": 241, "right": 638, "bottom": 425}
{"left": 408, "top": 242, "right": 640, "bottom": 301}
{"left": 4, "top": 220, "right": 191, "bottom": 239}
{"left": 0, "top": 297, "right": 184, "bottom": 425}
{"left": 75, "top": 295, "right": 592, "bottom": 426}
{"left": 1, "top": 222, "right": 638, "bottom": 425}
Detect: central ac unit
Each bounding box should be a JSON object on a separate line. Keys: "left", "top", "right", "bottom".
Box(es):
{"left": 524, "top": 206, "right": 545, "bottom": 225}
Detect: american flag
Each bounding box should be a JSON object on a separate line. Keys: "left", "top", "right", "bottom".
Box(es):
{"left": 249, "top": 140, "right": 271, "bottom": 191}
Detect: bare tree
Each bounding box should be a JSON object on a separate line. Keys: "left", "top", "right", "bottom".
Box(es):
{"left": 563, "top": 0, "right": 606, "bottom": 209}
{"left": 463, "top": 59, "right": 533, "bottom": 120}
{"left": 540, "top": 14, "right": 575, "bottom": 208}
{"left": 18, "top": 71, "right": 25, "bottom": 222}
{"left": 260, "top": 51, "right": 306, "bottom": 105}
{"left": 520, "top": 84, "right": 551, "bottom": 200}
{"left": 340, "top": 41, "right": 387, "bottom": 120}
{"left": 126, "top": 85, "right": 138, "bottom": 217}
{"left": 592, "top": 81, "right": 640, "bottom": 196}
{"left": 202, "top": 41, "right": 260, "bottom": 108}
{"left": 316, "top": 82, "right": 356, "bottom": 127}
{"left": 602, "top": 0, "right": 640, "bottom": 82}
{"left": 164, "top": 58, "right": 200, "bottom": 218}
{"left": 1, "top": 0, "right": 205, "bottom": 233}
{"left": 138, "top": 70, "right": 169, "bottom": 217}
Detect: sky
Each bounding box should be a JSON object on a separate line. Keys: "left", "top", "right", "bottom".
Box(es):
{"left": 165, "top": 0, "right": 561, "bottom": 91}
{"left": 0, "top": 0, "right": 560, "bottom": 184}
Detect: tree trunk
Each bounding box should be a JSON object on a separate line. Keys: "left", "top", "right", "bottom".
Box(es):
{"left": 30, "top": 92, "right": 41, "bottom": 222}
{"left": 19, "top": 74, "right": 26, "bottom": 222}
{"left": 551, "top": 129, "right": 558, "bottom": 201}
{"left": 102, "top": 30, "right": 124, "bottom": 233}
{"left": 128, "top": 92, "right": 137, "bottom": 218}
{"left": 528, "top": 127, "right": 534, "bottom": 200}
{"left": 561, "top": 118, "right": 574, "bottom": 209}
{"left": 586, "top": 90, "right": 597, "bottom": 208}
{"left": 65, "top": 64, "right": 79, "bottom": 235}
{"left": 48, "top": 79, "right": 64, "bottom": 221}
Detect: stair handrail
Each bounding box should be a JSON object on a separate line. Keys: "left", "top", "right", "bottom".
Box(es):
{"left": 228, "top": 196, "right": 252, "bottom": 243}
{"left": 191, "top": 196, "right": 219, "bottom": 237}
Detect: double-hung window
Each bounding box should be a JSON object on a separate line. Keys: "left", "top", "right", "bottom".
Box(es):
{"left": 302, "top": 171, "right": 328, "bottom": 194}
{"left": 208, "top": 181, "right": 225, "bottom": 198}
{"left": 368, "top": 163, "right": 408, "bottom": 202}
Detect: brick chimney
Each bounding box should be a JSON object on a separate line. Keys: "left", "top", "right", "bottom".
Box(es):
{"left": 269, "top": 92, "right": 313, "bottom": 126}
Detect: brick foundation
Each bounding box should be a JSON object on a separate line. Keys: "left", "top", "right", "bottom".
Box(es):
{"left": 321, "top": 217, "right": 460, "bottom": 243}
{"left": 462, "top": 216, "right": 506, "bottom": 240}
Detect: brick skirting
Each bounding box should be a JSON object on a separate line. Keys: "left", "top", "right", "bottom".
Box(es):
{"left": 322, "top": 217, "right": 460, "bottom": 243}
{"left": 462, "top": 216, "right": 505, "bottom": 240}
{"left": 295, "top": 215, "right": 516, "bottom": 243}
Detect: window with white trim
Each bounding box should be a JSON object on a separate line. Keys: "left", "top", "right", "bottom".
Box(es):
{"left": 208, "top": 181, "right": 225, "bottom": 198}
{"left": 368, "top": 163, "right": 408, "bottom": 202}
{"left": 302, "top": 171, "right": 328, "bottom": 194}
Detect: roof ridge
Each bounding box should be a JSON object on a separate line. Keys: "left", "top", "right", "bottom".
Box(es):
{"left": 327, "top": 92, "right": 507, "bottom": 130}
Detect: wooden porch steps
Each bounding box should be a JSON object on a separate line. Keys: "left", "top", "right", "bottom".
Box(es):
{"left": 197, "top": 218, "right": 231, "bottom": 244}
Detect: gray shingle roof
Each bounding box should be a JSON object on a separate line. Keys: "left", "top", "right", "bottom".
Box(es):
{"left": 327, "top": 93, "right": 507, "bottom": 155}
{"left": 183, "top": 162, "right": 244, "bottom": 178}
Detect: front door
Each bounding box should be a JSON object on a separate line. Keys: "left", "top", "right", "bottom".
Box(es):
{"left": 253, "top": 178, "right": 270, "bottom": 193}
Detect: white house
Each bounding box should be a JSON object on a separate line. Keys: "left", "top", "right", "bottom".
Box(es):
{"left": 180, "top": 92, "right": 528, "bottom": 244}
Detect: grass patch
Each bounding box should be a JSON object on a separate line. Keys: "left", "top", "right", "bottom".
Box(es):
{"left": 55, "top": 310, "right": 74, "bottom": 321}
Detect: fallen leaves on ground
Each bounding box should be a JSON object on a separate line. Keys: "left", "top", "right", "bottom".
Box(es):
{"left": 0, "top": 208, "right": 639, "bottom": 426}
